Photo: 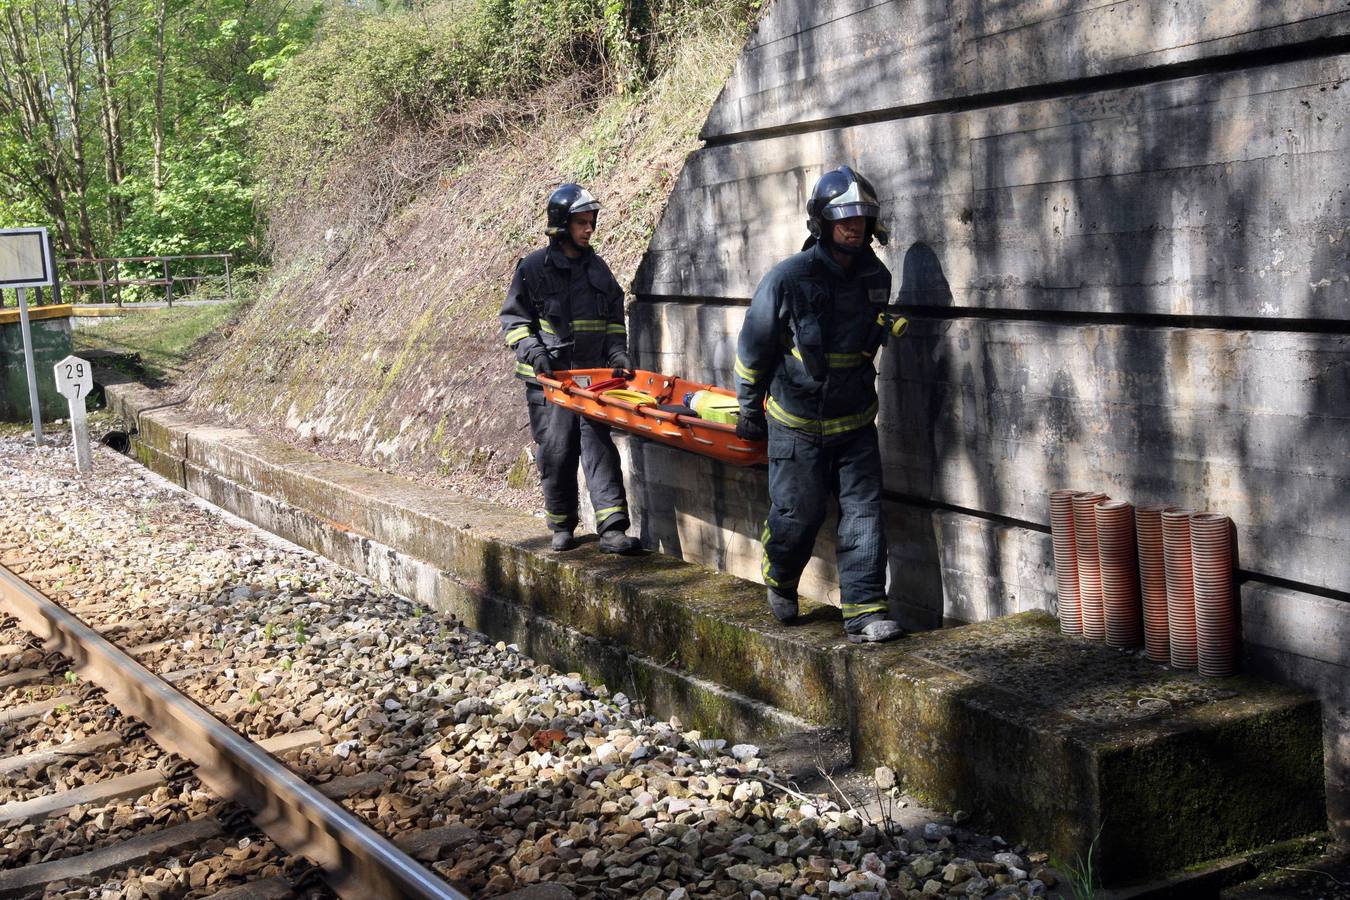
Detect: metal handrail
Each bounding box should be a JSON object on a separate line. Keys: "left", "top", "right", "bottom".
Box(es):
{"left": 59, "top": 253, "right": 234, "bottom": 306}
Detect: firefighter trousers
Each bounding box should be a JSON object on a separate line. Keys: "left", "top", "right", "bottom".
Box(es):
{"left": 526, "top": 384, "right": 630, "bottom": 534}
{"left": 761, "top": 423, "right": 889, "bottom": 631}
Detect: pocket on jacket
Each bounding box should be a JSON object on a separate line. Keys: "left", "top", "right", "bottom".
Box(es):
{"left": 543, "top": 291, "right": 568, "bottom": 320}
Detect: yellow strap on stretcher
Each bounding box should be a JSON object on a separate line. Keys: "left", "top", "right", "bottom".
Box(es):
{"left": 601, "top": 389, "right": 658, "bottom": 406}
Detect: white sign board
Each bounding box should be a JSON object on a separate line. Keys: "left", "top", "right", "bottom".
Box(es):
{"left": 54, "top": 355, "right": 93, "bottom": 400}
{"left": 0, "top": 227, "right": 54, "bottom": 289}
{"left": 53, "top": 355, "right": 93, "bottom": 473}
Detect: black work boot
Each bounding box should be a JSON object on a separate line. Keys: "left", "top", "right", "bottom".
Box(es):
{"left": 598, "top": 530, "right": 642, "bottom": 555}
{"left": 845, "top": 612, "right": 904, "bottom": 644}
{"left": 551, "top": 530, "right": 576, "bottom": 552}
{"left": 767, "top": 586, "right": 799, "bottom": 623}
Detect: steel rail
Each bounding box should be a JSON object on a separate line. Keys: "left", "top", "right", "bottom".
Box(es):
{"left": 0, "top": 563, "right": 468, "bottom": 900}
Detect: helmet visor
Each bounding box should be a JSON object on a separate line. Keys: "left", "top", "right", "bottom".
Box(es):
{"left": 820, "top": 179, "right": 881, "bottom": 221}
{"left": 821, "top": 202, "right": 880, "bottom": 221}
{"left": 569, "top": 188, "right": 601, "bottom": 217}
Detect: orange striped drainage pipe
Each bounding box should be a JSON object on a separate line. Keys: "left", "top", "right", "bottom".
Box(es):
{"left": 1162, "top": 509, "right": 1198, "bottom": 669}
{"left": 1135, "top": 503, "right": 1174, "bottom": 664}
{"left": 1190, "top": 512, "right": 1238, "bottom": 678}
{"left": 1096, "top": 500, "right": 1142, "bottom": 649}
{"left": 1072, "top": 491, "right": 1109, "bottom": 641}
{"left": 1049, "top": 490, "right": 1082, "bottom": 635}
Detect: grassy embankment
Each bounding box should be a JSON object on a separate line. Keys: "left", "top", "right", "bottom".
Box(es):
{"left": 75, "top": 302, "right": 245, "bottom": 383}
{"left": 181, "top": 2, "right": 756, "bottom": 510}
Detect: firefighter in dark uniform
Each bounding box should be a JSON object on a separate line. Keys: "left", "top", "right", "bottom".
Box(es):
{"left": 500, "top": 183, "right": 641, "bottom": 554}
{"left": 734, "top": 166, "right": 903, "bottom": 643}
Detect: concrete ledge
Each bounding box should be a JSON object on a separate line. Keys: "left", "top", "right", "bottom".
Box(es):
{"left": 0, "top": 303, "right": 73, "bottom": 326}
{"left": 107, "top": 383, "right": 1326, "bottom": 884}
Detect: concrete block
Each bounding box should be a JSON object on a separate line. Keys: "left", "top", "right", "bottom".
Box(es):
{"left": 851, "top": 613, "right": 1324, "bottom": 883}
{"left": 1244, "top": 632, "right": 1350, "bottom": 840}
{"left": 704, "top": 0, "right": 1350, "bottom": 139}
{"left": 180, "top": 454, "right": 838, "bottom": 741}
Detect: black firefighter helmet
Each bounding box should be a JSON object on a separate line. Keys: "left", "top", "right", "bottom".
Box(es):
{"left": 545, "top": 183, "right": 601, "bottom": 237}
{"left": 805, "top": 166, "right": 889, "bottom": 249}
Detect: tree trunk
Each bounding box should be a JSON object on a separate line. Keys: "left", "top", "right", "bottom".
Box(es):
{"left": 93, "top": 0, "right": 125, "bottom": 229}
{"left": 152, "top": 0, "right": 166, "bottom": 193}
{"left": 59, "top": 0, "right": 99, "bottom": 258}
{"left": 0, "top": 4, "right": 78, "bottom": 253}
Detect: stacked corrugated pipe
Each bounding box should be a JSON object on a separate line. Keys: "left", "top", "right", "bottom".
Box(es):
{"left": 1163, "top": 509, "right": 1198, "bottom": 669}
{"left": 1048, "top": 490, "right": 1238, "bottom": 677}
{"left": 1071, "top": 491, "right": 1108, "bottom": 641}
{"left": 1135, "top": 504, "right": 1173, "bottom": 664}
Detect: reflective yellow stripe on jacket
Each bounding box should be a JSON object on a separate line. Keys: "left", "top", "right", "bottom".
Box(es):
{"left": 789, "top": 347, "right": 868, "bottom": 368}
{"left": 765, "top": 396, "right": 878, "bottom": 436}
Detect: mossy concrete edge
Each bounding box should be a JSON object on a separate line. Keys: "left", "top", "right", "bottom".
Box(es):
{"left": 107, "top": 383, "right": 1326, "bottom": 885}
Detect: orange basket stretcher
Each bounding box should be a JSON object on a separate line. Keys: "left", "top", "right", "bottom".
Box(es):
{"left": 535, "top": 368, "right": 768, "bottom": 467}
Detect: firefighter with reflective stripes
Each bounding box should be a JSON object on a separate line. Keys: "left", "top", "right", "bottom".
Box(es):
{"left": 734, "top": 166, "right": 903, "bottom": 643}
{"left": 499, "top": 183, "right": 641, "bottom": 554}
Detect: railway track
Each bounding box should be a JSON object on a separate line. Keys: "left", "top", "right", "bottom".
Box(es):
{"left": 0, "top": 564, "right": 468, "bottom": 900}
{"left": 1, "top": 435, "right": 1066, "bottom": 900}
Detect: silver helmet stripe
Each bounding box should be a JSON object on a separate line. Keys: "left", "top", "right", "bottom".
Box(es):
{"left": 823, "top": 180, "right": 880, "bottom": 219}
{"left": 570, "top": 188, "right": 600, "bottom": 215}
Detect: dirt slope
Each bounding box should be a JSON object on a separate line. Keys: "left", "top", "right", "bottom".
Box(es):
{"left": 187, "top": 35, "right": 737, "bottom": 512}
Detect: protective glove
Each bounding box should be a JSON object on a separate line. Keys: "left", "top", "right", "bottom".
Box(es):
{"left": 735, "top": 412, "right": 767, "bottom": 442}
{"left": 528, "top": 346, "right": 555, "bottom": 377}
{"left": 610, "top": 352, "right": 635, "bottom": 381}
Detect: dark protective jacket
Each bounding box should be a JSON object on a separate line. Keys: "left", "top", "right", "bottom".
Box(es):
{"left": 500, "top": 243, "right": 628, "bottom": 377}
{"left": 735, "top": 242, "right": 893, "bottom": 440}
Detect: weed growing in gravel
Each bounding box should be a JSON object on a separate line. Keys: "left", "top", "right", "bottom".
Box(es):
{"left": 1054, "top": 825, "right": 1103, "bottom": 900}
{"left": 63, "top": 671, "right": 78, "bottom": 684}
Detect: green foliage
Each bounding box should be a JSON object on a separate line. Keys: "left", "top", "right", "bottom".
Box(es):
{"left": 115, "top": 118, "right": 257, "bottom": 259}
{"left": 1053, "top": 826, "right": 1103, "bottom": 900}
{"left": 251, "top": 0, "right": 758, "bottom": 215}
{"left": 0, "top": 0, "right": 321, "bottom": 264}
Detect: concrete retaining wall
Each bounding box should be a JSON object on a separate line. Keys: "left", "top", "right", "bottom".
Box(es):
{"left": 0, "top": 305, "right": 73, "bottom": 422}
{"left": 628, "top": 0, "right": 1350, "bottom": 836}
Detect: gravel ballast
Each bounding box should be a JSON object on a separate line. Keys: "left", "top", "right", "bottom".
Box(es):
{"left": 0, "top": 432, "right": 1060, "bottom": 899}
